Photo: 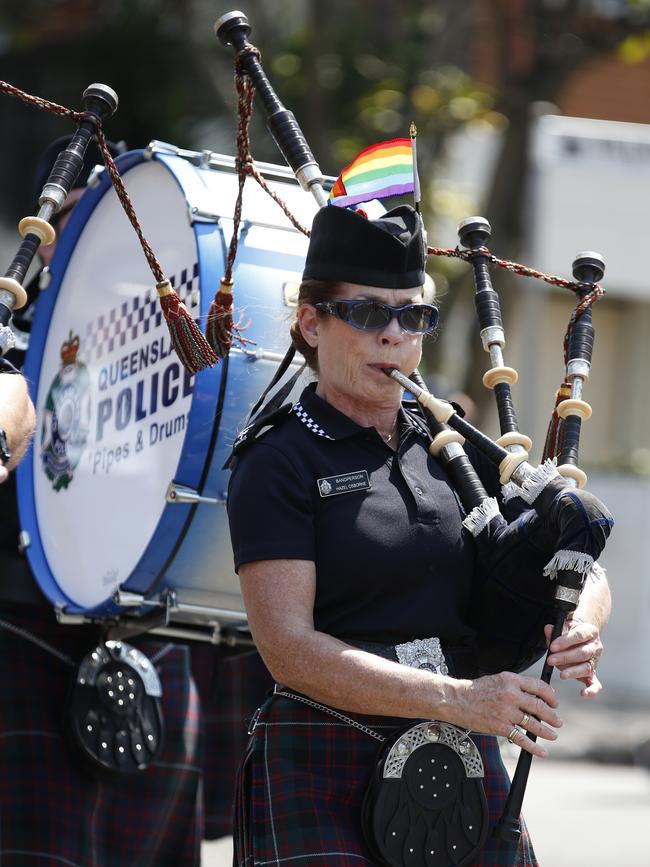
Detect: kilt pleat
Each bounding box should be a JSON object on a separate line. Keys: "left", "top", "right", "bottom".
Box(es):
{"left": 234, "top": 735, "right": 255, "bottom": 861}
{"left": 233, "top": 692, "right": 538, "bottom": 867}
{"left": 190, "top": 646, "right": 274, "bottom": 839}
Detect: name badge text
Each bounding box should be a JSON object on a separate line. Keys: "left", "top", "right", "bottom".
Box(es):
{"left": 317, "top": 470, "right": 371, "bottom": 498}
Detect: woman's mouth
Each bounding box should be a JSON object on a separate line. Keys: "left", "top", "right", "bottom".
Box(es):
{"left": 368, "top": 364, "right": 401, "bottom": 382}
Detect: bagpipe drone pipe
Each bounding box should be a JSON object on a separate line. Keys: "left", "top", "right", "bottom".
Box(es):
{"left": 0, "top": 84, "right": 118, "bottom": 357}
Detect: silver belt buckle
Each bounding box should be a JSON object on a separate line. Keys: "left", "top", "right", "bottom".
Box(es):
{"left": 395, "top": 637, "right": 449, "bottom": 675}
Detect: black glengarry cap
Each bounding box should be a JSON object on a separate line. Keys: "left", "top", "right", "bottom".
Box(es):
{"left": 303, "top": 204, "right": 427, "bottom": 289}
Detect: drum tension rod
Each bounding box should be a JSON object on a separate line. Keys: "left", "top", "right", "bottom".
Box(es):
{"left": 106, "top": 591, "right": 176, "bottom": 642}
{"left": 166, "top": 481, "right": 222, "bottom": 505}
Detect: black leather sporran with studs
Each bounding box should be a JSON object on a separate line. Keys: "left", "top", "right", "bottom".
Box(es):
{"left": 361, "top": 721, "right": 488, "bottom": 867}
{"left": 67, "top": 640, "right": 164, "bottom": 776}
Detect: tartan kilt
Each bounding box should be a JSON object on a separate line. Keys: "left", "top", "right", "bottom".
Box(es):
{"left": 234, "top": 691, "right": 538, "bottom": 867}
{"left": 190, "top": 645, "right": 275, "bottom": 838}
{"left": 0, "top": 611, "right": 203, "bottom": 867}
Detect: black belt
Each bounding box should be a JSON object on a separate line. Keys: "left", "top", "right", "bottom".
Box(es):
{"left": 0, "top": 551, "right": 51, "bottom": 610}
{"left": 346, "top": 638, "right": 478, "bottom": 679}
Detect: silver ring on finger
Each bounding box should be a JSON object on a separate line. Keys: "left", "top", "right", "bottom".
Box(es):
{"left": 587, "top": 657, "right": 598, "bottom": 674}
{"left": 507, "top": 726, "right": 523, "bottom": 744}
{"left": 519, "top": 713, "right": 530, "bottom": 729}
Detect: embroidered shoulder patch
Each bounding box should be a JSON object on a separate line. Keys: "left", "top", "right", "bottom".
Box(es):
{"left": 317, "top": 470, "right": 371, "bottom": 497}
{"left": 230, "top": 404, "right": 293, "bottom": 455}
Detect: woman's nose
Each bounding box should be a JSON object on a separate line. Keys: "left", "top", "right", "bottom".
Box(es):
{"left": 379, "top": 314, "right": 404, "bottom": 343}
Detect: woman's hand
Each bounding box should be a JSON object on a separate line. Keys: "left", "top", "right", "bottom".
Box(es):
{"left": 451, "top": 672, "right": 562, "bottom": 757}
{"left": 544, "top": 563, "right": 610, "bottom": 698}
{"left": 545, "top": 619, "right": 603, "bottom": 697}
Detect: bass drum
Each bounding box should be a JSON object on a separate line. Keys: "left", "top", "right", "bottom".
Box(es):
{"left": 18, "top": 142, "right": 318, "bottom": 637}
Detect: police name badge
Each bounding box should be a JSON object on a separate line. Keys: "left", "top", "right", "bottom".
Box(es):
{"left": 317, "top": 470, "right": 371, "bottom": 498}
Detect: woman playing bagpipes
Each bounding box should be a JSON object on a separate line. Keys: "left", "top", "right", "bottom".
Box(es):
{"left": 225, "top": 184, "right": 612, "bottom": 867}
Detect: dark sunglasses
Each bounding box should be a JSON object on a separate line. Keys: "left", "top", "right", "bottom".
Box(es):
{"left": 314, "top": 299, "right": 439, "bottom": 334}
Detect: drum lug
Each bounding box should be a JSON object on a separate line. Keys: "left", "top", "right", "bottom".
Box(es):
{"left": 38, "top": 266, "right": 51, "bottom": 289}
{"left": 146, "top": 140, "right": 208, "bottom": 165}
{"left": 145, "top": 140, "right": 179, "bottom": 160}
{"left": 165, "top": 481, "right": 222, "bottom": 505}
{"left": 17, "top": 530, "right": 31, "bottom": 553}
{"left": 113, "top": 590, "right": 147, "bottom": 608}
{"left": 86, "top": 164, "right": 106, "bottom": 188}
{"left": 54, "top": 604, "right": 88, "bottom": 625}
{"left": 188, "top": 204, "right": 222, "bottom": 225}
{"left": 106, "top": 592, "right": 175, "bottom": 642}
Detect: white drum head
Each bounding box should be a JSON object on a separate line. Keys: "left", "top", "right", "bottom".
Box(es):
{"left": 32, "top": 158, "right": 199, "bottom": 608}
{"left": 19, "top": 148, "right": 317, "bottom": 619}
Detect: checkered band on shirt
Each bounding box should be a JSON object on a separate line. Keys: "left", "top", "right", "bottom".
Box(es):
{"left": 82, "top": 263, "right": 200, "bottom": 361}
{"left": 292, "top": 402, "right": 335, "bottom": 440}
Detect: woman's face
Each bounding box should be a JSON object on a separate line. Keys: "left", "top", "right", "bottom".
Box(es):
{"left": 298, "top": 282, "right": 425, "bottom": 408}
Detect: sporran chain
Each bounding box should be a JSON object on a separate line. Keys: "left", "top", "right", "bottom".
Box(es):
{"left": 275, "top": 687, "right": 386, "bottom": 742}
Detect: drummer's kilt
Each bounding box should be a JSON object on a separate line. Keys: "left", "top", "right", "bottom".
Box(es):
{"left": 190, "top": 645, "right": 275, "bottom": 838}
{"left": 234, "top": 692, "right": 538, "bottom": 867}
{"left": 0, "top": 612, "right": 203, "bottom": 867}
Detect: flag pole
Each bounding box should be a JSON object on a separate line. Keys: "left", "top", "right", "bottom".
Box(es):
{"left": 410, "top": 121, "right": 421, "bottom": 214}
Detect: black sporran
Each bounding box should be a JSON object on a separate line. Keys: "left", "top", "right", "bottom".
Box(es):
{"left": 67, "top": 639, "right": 164, "bottom": 776}
{"left": 362, "top": 721, "right": 488, "bottom": 867}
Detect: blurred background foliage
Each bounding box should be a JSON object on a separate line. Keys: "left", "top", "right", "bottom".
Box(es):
{"left": 3, "top": 0, "right": 650, "bottom": 430}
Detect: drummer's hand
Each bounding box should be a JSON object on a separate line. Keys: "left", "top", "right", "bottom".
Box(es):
{"left": 545, "top": 620, "right": 603, "bottom": 697}
{"left": 0, "top": 464, "right": 8, "bottom": 484}
{"left": 452, "top": 672, "right": 562, "bottom": 757}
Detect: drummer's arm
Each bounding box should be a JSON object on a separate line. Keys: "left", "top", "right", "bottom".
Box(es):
{"left": 241, "top": 559, "right": 459, "bottom": 720}
{"left": 0, "top": 367, "right": 36, "bottom": 481}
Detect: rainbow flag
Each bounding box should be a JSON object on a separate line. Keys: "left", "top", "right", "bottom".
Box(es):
{"left": 328, "top": 138, "right": 414, "bottom": 208}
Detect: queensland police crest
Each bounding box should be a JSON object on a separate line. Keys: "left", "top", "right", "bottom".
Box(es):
{"left": 41, "top": 331, "right": 91, "bottom": 491}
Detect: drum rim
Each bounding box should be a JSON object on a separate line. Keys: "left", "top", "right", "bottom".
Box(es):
{"left": 17, "top": 149, "right": 227, "bottom": 616}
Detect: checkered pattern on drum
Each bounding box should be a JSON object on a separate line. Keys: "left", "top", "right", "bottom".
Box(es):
{"left": 82, "top": 262, "right": 200, "bottom": 361}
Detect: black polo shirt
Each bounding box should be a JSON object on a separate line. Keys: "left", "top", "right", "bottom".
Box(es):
{"left": 228, "top": 384, "right": 497, "bottom": 646}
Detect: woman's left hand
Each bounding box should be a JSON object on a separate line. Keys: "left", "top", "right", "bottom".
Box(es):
{"left": 544, "top": 619, "right": 603, "bottom": 697}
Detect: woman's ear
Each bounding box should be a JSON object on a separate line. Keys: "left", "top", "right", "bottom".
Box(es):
{"left": 297, "top": 304, "right": 319, "bottom": 348}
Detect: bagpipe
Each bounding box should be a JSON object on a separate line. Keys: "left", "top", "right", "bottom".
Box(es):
{"left": 0, "top": 8, "right": 612, "bottom": 821}
{"left": 212, "top": 9, "right": 613, "bottom": 843}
